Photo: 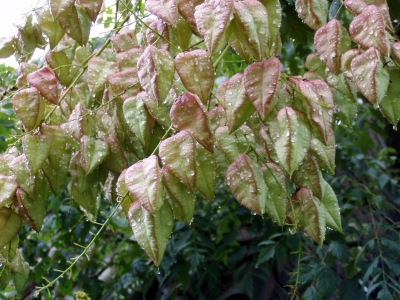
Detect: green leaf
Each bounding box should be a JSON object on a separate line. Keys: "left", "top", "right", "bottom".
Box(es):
{"left": 170, "top": 92, "right": 213, "bottom": 152}
{"left": 269, "top": 107, "right": 311, "bottom": 176}
{"left": 226, "top": 154, "right": 268, "bottom": 215}
{"left": 22, "top": 134, "right": 52, "bottom": 174}
{"left": 174, "top": 49, "right": 214, "bottom": 105}
{"left": 80, "top": 136, "right": 109, "bottom": 174}
{"left": 224, "top": 73, "right": 256, "bottom": 132}
{"left": 0, "top": 36, "right": 16, "bottom": 58}
{"left": 195, "top": 144, "right": 217, "bottom": 201}
{"left": 68, "top": 182, "right": 98, "bottom": 220}
{"left": 262, "top": 163, "right": 287, "bottom": 226}
{"left": 139, "top": 91, "right": 171, "bottom": 130}
{"left": 295, "top": 0, "right": 328, "bottom": 30}
{"left": 103, "top": 136, "right": 128, "bottom": 174}
{"left": 350, "top": 47, "right": 390, "bottom": 106}
{"left": 0, "top": 175, "right": 17, "bottom": 209}
{"left": 291, "top": 187, "right": 326, "bottom": 245}
{"left": 244, "top": 57, "right": 280, "bottom": 119}
{"left": 37, "top": 9, "right": 65, "bottom": 49}
{"left": 215, "top": 125, "right": 253, "bottom": 163}
{"left": 159, "top": 130, "right": 196, "bottom": 192}
{"left": 230, "top": 0, "right": 270, "bottom": 61}
{"left": 14, "top": 184, "right": 47, "bottom": 232}
{"left": 128, "top": 201, "right": 174, "bottom": 267}
{"left": 137, "top": 45, "right": 174, "bottom": 102}
{"left": 87, "top": 56, "right": 119, "bottom": 95}
{"left": 125, "top": 155, "right": 163, "bottom": 213}
{"left": 46, "top": 51, "right": 71, "bottom": 86}
{"left": 349, "top": 5, "right": 390, "bottom": 56}
{"left": 9, "top": 155, "right": 36, "bottom": 198}
{"left": 40, "top": 124, "right": 69, "bottom": 167}
{"left": 321, "top": 180, "right": 342, "bottom": 232}
{"left": 260, "top": 0, "right": 282, "bottom": 56}
{"left": 292, "top": 153, "right": 323, "bottom": 199}
{"left": 41, "top": 154, "right": 70, "bottom": 195}
{"left": 162, "top": 166, "right": 195, "bottom": 224}
{"left": 10, "top": 250, "right": 29, "bottom": 294}
{"left": 194, "top": 0, "right": 234, "bottom": 53}
{"left": 314, "top": 19, "right": 352, "bottom": 75}
{"left": 58, "top": 4, "right": 92, "bottom": 46}
{"left": 12, "top": 87, "right": 45, "bottom": 131}
{"left": 0, "top": 208, "right": 22, "bottom": 249}
{"left": 145, "top": 0, "right": 178, "bottom": 25}
{"left": 123, "top": 95, "right": 155, "bottom": 146}
{"left": 309, "top": 129, "right": 335, "bottom": 174}
{"left": 379, "top": 69, "right": 400, "bottom": 126}
{"left": 259, "top": 127, "right": 280, "bottom": 164}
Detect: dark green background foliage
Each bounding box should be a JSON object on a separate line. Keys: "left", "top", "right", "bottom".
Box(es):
{"left": 1, "top": 0, "right": 400, "bottom": 299}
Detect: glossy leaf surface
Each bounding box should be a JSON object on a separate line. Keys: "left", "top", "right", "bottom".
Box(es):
{"left": 295, "top": 0, "right": 328, "bottom": 30}
{"left": 0, "top": 208, "right": 22, "bottom": 249}
{"left": 125, "top": 156, "right": 163, "bottom": 213}
{"left": 226, "top": 154, "right": 268, "bottom": 216}
{"left": 159, "top": 131, "right": 196, "bottom": 192}
{"left": 128, "top": 201, "right": 174, "bottom": 267}
{"left": 145, "top": 0, "right": 177, "bottom": 25}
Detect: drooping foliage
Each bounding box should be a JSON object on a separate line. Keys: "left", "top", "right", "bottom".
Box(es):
{"left": 0, "top": 0, "right": 400, "bottom": 298}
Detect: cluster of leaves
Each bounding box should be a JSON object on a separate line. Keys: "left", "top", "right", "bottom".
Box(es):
{"left": 0, "top": 0, "right": 399, "bottom": 298}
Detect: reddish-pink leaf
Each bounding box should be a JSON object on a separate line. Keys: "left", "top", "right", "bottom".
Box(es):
{"left": 159, "top": 131, "right": 196, "bottom": 192}
{"left": 9, "top": 155, "right": 36, "bottom": 199}
{"left": 224, "top": 73, "right": 255, "bottom": 132}
{"left": 27, "top": 67, "right": 58, "bottom": 104}
{"left": 12, "top": 87, "right": 45, "bottom": 131}
{"left": 125, "top": 155, "right": 163, "bottom": 213}
{"left": 297, "top": 79, "right": 334, "bottom": 143}
{"left": 350, "top": 47, "right": 390, "bottom": 106}
{"left": 290, "top": 187, "right": 326, "bottom": 245}
{"left": 50, "top": 0, "right": 75, "bottom": 19}
{"left": 341, "top": 48, "right": 361, "bottom": 79}
{"left": 145, "top": 0, "right": 178, "bottom": 25}
{"left": 349, "top": 5, "right": 389, "bottom": 57}
{"left": 177, "top": 0, "right": 204, "bottom": 26}
{"left": 110, "top": 29, "right": 139, "bottom": 53}
{"left": 314, "top": 19, "right": 351, "bottom": 75}
{"left": 68, "top": 103, "right": 96, "bottom": 141}
{"left": 295, "top": 0, "right": 328, "bottom": 30}
{"left": 174, "top": 49, "right": 214, "bottom": 105}
{"left": 194, "top": 0, "right": 234, "bottom": 53}
{"left": 309, "top": 129, "right": 336, "bottom": 174}
{"left": 344, "top": 0, "right": 393, "bottom": 32}
{"left": 145, "top": 19, "right": 170, "bottom": 51}
{"left": 78, "top": 0, "right": 103, "bottom": 21}
{"left": 170, "top": 92, "right": 213, "bottom": 152}
{"left": 58, "top": 4, "right": 92, "bottom": 46}
{"left": 392, "top": 41, "right": 400, "bottom": 65}
{"left": 108, "top": 69, "right": 140, "bottom": 101}
{"left": 116, "top": 48, "right": 143, "bottom": 71}
{"left": 244, "top": 57, "right": 280, "bottom": 119}
{"left": 226, "top": 154, "right": 268, "bottom": 216}
{"left": 137, "top": 45, "right": 174, "bottom": 102}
